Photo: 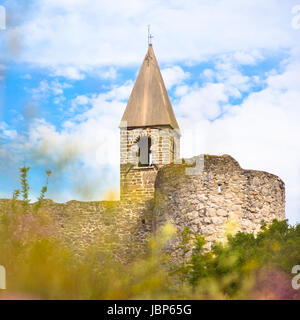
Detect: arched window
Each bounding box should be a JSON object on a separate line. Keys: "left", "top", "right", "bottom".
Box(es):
{"left": 218, "top": 184, "right": 222, "bottom": 193}
{"left": 137, "top": 136, "right": 152, "bottom": 167}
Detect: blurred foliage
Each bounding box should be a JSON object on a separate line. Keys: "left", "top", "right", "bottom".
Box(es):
{"left": 0, "top": 167, "right": 299, "bottom": 299}
{"left": 175, "top": 220, "right": 300, "bottom": 299}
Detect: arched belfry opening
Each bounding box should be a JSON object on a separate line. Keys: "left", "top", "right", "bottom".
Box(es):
{"left": 119, "top": 43, "right": 181, "bottom": 201}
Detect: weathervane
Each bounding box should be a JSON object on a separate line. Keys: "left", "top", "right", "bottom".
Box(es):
{"left": 148, "top": 25, "right": 154, "bottom": 46}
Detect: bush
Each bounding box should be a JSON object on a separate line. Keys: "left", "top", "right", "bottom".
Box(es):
{"left": 178, "top": 220, "right": 300, "bottom": 299}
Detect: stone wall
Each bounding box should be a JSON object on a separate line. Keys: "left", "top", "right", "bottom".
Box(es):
{"left": 0, "top": 154, "right": 286, "bottom": 263}
{"left": 120, "top": 164, "right": 159, "bottom": 202}
{"left": 153, "top": 154, "right": 285, "bottom": 256}
{"left": 0, "top": 199, "right": 154, "bottom": 262}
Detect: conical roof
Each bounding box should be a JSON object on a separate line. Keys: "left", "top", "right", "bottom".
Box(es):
{"left": 120, "top": 45, "right": 180, "bottom": 130}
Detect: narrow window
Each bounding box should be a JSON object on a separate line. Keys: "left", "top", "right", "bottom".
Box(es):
{"left": 218, "top": 184, "right": 222, "bottom": 193}
{"left": 138, "top": 136, "right": 151, "bottom": 167}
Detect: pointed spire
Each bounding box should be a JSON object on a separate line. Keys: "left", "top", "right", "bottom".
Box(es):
{"left": 120, "top": 45, "right": 180, "bottom": 130}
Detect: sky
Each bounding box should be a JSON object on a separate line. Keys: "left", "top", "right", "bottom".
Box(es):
{"left": 0, "top": 0, "right": 300, "bottom": 224}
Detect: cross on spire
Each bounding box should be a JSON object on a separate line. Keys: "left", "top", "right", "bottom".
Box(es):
{"left": 148, "top": 25, "right": 154, "bottom": 46}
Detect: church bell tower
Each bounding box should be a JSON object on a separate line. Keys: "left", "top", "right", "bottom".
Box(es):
{"left": 119, "top": 44, "right": 180, "bottom": 202}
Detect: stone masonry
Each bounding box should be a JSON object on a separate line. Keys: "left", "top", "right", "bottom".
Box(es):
{"left": 153, "top": 154, "right": 285, "bottom": 256}
{"left": 0, "top": 198, "right": 153, "bottom": 262}
{"left": 120, "top": 127, "right": 180, "bottom": 201}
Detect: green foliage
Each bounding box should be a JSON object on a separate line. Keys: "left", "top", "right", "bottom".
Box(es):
{"left": 174, "top": 227, "right": 192, "bottom": 282}
{"left": 11, "top": 166, "right": 52, "bottom": 214}
{"left": 34, "top": 170, "right": 52, "bottom": 212}
{"left": 188, "top": 234, "right": 211, "bottom": 287}
{"left": 20, "top": 166, "right": 30, "bottom": 210}
{"left": 179, "top": 219, "right": 300, "bottom": 298}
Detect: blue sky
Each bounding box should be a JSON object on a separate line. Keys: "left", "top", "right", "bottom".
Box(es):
{"left": 0, "top": 0, "right": 300, "bottom": 224}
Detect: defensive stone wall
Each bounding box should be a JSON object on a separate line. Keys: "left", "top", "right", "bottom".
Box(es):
{"left": 153, "top": 154, "right": 285, "bottom": 257}
{"left": 0, "top": 199, "right": 153, "bottom": 262}
{"left": 0, "top": 154, "right": 285, "bottom": 263}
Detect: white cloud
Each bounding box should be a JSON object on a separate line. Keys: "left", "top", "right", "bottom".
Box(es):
{"left": 201, "top": 69, "right": 215, "bottom": 82}
{"left": 176, "top": 83, "right": 227, "bottom": 120}
{"left": 50, "top": 65, "right": 118, "bottom": 81}
{"left": 51, "top": 66, "right": 86, "bottom": 80}
{"left": 31, "top": 79, "right": 72, "bottom": 100}
{"left": 70, "top": 95, "right": 90, "bottom": 112}
{"left": 101, "top": 80, "right": 134, "bottom": 101}
{"left": 99, "top": 67, "right": 118, "bottom": 80}
{"left": 174, "top": 85, "right": 190, "bottom": 97}
{"left": 3, "top": 79, "right": 134, "bottom": 200}
{"left": 0, "top": 122, "right": 17, "bottom": 140}
{"left": 161, "top": 66, "right": 190, "bottom": 90}
{"left": 215, "top": 61, "right": 252, "bottom": 93}
{"left": 3, "top": 0, "right": 298, "bottom": 76}
{"left": 233, "top": 50, "right": 263, "bottom": 65}
{"left": 53, "top": 95, "right": 66, "bottom": 105}
{"left": 176, "top": 57, "right": 257, "bottom": 121}
{"left": 26, "top": 82, "right": 133, "bottom": 170}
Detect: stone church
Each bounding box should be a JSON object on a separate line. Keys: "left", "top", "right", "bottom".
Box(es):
{"left": 0, "top": 44, "right": 285, "bottom": 258}
{"left": 119, "top": 43, "right": 285, "bottom": 248}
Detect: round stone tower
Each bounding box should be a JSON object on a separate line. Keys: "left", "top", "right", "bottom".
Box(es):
{"left": 154, "top": 154, "right": 285, "bottom": 251}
